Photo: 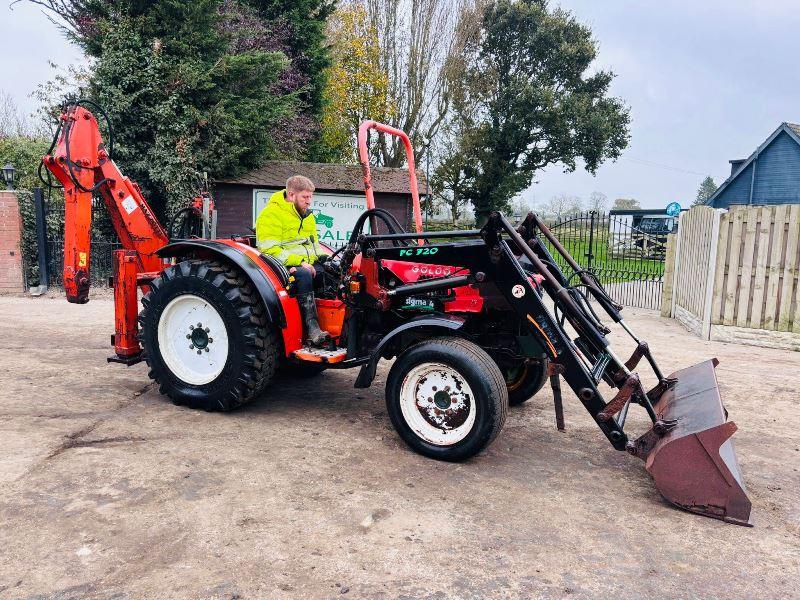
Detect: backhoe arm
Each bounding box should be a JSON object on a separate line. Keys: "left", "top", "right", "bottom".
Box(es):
{"left": 43, "top": 102, "right": 168, "bottom": 303}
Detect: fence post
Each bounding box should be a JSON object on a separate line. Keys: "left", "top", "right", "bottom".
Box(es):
{"left": 670, "top": 212, "right": 683, "bottom": 318}
{"left": 660, "top": 233, "right": 676, "bottom": 317}
{"left": 33, "top": 187, "right": 49, "bottom": 293}
{"left": 700, "top": 209, "right": 724, "bottom": 340}
{"left": 586, "top": 211, "right": 595, "bottom": 272}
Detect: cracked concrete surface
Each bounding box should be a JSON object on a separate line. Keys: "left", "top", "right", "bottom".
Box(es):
{"left": 0, "top": 295, "right": 798, "bottom": 599}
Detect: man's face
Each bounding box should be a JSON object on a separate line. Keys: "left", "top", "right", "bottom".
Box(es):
{"left": 287, "top": 189, "right": 314, "bottom": 215}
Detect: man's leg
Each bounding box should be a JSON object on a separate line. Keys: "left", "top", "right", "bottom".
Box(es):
{"left": 291, "top": 266, "right": 328, "bottom": 347}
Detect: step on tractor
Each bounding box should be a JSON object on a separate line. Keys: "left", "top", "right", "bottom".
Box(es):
{"left": 42, "top": 101, "right": 752, "bottom": 526}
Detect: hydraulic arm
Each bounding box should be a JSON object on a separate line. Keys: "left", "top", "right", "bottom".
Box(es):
{"left": 43, "top": 101, "right": 169, "bottom": 304}
{"left": 43, "top": 101, "right": 170, "bottom": 359}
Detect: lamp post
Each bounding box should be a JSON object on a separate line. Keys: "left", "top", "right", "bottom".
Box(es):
{"left": 2, "top": 163, "right": 15, "bottom": 191}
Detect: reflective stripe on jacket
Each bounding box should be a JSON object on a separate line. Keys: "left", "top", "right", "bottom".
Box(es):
{"left": 255, "top": 189, "right": 323, "bottom": 267}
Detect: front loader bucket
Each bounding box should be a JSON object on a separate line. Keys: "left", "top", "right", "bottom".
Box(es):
{"left": 640, "top": 359, "right": 752, "bottom": 526}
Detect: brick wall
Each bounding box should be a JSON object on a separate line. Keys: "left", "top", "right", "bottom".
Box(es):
{"left": 0, "top": 191, "right": 24, "bottom": 294}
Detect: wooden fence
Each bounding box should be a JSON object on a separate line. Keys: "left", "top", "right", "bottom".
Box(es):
{"left": 663, "top": 205, "right": 800, "bottom": 350}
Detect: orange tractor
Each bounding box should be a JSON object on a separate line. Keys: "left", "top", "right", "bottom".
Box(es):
{"left": 42, "top": 100, "right": 752, "bottom": 525}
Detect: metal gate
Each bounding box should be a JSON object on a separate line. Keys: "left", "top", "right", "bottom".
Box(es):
{"left": 45, "top": 239, "right": 122, "bottom": 287}
{"left": 542, "top": 211, "right": 670, "bottom": 311}
{"left": 40, "top": 194, "right": 121, "bottom": 288}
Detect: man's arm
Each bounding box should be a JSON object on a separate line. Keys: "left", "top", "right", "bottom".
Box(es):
{"left": 256, "top": 207, "right": 305, "bottom": 267}
{"left": 305, "top": 215, "right": 327, "bottom": 260}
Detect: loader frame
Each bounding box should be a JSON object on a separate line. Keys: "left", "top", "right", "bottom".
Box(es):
{"left": 348, "top": 212, "right": 674, "bottom": 452}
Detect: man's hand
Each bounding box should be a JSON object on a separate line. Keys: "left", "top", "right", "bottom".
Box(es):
{"left": 300, "top": 262, "right": 316, "bottom": 276}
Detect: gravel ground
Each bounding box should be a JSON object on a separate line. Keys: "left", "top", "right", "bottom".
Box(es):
{"left": 0, "top": 294, "right": 798, "bottom": 599}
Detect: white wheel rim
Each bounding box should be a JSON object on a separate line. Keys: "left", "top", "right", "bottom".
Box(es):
{"left": 157, "top": 294, "right": 230, "bottom": 385}
{"left": 399, "top": 362, "right": 476, "bottom": 446}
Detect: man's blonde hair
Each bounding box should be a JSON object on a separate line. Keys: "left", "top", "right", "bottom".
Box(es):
{"left": 286, "top": 175, "right": 315, "bottom": 193}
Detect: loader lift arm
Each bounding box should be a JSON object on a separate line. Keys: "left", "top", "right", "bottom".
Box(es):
{"left": 355, "top": 211, "right": 752, "bottom": 525}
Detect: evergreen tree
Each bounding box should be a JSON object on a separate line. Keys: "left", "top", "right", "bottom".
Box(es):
{"left": 32, "top": 0, "right": 330, "bottom": 216}
{"left": 694, "top": 175, "right": 718, "bottom": 206}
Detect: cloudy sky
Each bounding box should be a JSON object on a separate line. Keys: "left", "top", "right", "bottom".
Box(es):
{"left": 2, "top": 1, "right": 799, "bottom": 209}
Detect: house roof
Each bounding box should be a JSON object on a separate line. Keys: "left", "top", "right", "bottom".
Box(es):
{"left": 219, "top": 160, "right": 428, "bottom": 196}
{"left": 707, "top": 122, "right": 800, "bottom": 205}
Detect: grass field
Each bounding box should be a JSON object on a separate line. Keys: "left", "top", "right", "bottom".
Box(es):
{"left": 543, "top": 232, "right": 665, "bottom": 281}
{"left": 422, "top": 219, "right": 666, "bottom": 285}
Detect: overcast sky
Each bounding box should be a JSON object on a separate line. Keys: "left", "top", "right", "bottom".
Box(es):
{"left": 2, "top": 1, "right": 799, "bottom": 209}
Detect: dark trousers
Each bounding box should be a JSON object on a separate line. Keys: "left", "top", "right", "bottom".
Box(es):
{"left": 291, "top": 263, "right": 324, "bottom": 295}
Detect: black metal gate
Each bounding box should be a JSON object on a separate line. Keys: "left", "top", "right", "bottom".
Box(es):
{"left": 41, "top": 195, "right": 121, "bottom": 288}
{"left": 45, "top": 239, "right": 122, "bottom": 287}
{"left": 542, "top": 211, "right": 670, "bottom": 311}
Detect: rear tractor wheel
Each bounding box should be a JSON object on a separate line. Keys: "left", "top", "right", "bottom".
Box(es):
{"left": 385, "top": 337, "right": 508, "bottom": 462}
{"left": 139, "top": 259, "right": 280, "bottom": 411}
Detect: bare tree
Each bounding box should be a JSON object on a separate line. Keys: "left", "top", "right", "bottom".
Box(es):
{"left": 544, "top": 194, "right": 583, "bottom": 219}
{"left": 0, "top": 91, "right": 33, "bottom": 137}
{"left": 588, "top": 191, "right": 608, "bottom": 213}
{"left": 360, "top": 0, "right": 475, "bottom": 167}
{"left": 511, "top": 198, "right": 532, "bottom": 219}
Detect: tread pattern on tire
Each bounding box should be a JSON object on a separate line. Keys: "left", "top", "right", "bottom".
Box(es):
{"left": 138, "top": 258, "right": 279, "bottom": 411}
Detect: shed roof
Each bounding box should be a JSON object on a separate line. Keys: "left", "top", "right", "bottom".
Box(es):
{"left": 706, "top": 122, "right": 800, "bottom": 205}
{"left": 219, "top": 160, "right": 427, "bottom": 195}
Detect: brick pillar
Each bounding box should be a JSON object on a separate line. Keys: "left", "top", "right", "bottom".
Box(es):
{"left": 0, "top": 191, "right": 24, "bottom": 294}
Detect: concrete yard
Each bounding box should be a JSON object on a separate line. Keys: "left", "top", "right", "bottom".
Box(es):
{"left": 0, "top": 295, "right": 798, "bottom": 598}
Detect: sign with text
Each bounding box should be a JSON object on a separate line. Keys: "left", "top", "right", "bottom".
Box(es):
{"left": 253, "top": 190, "right": 368, "bottom": 249}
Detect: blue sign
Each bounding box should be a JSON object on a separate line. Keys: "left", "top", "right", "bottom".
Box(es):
{"left": 666, "top": 202, "right": 681, "bottom": 217}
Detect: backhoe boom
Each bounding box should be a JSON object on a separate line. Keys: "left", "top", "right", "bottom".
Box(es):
{"left": 44, "top": 102, "right": 168, "bottom": 304}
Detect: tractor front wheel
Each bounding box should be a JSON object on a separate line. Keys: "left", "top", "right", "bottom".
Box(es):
{"left": 385, "top": 337, "right": 508, "bottom": 462}
{"left": 139, "top": 259, "right": 279, "bottom": 411}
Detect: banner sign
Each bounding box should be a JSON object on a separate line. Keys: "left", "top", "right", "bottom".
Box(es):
{"left": 253, "top": 190, "right": 368, "bottom": 249}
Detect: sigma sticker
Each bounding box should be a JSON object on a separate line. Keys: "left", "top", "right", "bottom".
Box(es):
{"left": 121, "top": 196, "right": 138, "bottom": 215}
{"left": 511, "top": 284, "right": 526, "bottom": 298}
{"left": 78, "top": 252, "right": 87, "bottom": 268}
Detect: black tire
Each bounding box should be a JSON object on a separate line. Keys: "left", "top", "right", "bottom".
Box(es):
{"left": 385, "top": 337, "right": 508, "bottom": 462}
{"left": 139, "top": 259, "right": 279, "bottom": 411}
{"left": 504, "top": 358, "right": 549, "bottom": 406}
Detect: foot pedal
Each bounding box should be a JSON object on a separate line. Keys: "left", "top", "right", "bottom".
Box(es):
{"left": 292, "top": 346, "right": 347, "bottom": 364}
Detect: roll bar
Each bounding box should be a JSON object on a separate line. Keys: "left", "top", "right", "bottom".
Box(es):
{"left": 357, "top": 120, "right": 424, "bottom": 235}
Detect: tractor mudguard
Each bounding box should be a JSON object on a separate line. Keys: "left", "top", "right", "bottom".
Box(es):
{"left": 354, "top": 315, "right": 465, "bottom": 388}
{"left": 157, "top": 240, "right": 285, "bottom": 328}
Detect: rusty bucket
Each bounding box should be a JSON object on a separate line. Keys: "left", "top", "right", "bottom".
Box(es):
{"left": 639, "top": 359, "right": 752, "bottom": 526}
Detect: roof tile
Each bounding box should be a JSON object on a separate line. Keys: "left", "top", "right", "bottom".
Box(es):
{"left": 220, "top": 160, "right": 427, "bottom": 195}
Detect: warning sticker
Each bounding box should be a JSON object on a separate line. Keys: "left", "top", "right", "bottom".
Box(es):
{"left": 121, "top": 196, "right": 138, "bottom": 215}
{"left": 78, "top": 252, "right": 87, "bottom": 268}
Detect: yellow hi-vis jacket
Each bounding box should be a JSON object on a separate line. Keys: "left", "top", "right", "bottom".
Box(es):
{"left": 255, "top": 189, "right": 324, "bottom": 267}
